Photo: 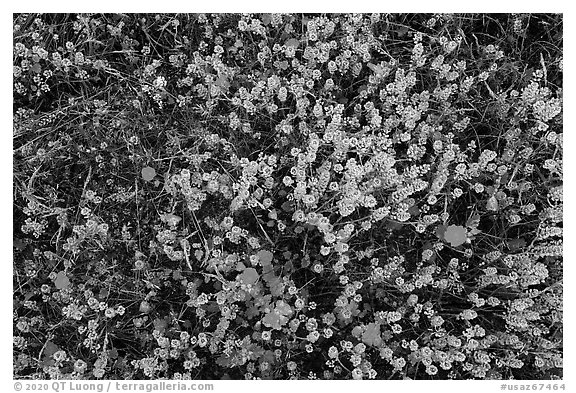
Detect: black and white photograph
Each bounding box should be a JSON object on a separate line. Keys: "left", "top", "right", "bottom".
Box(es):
{"left": 11, "top": 10, "right": 565, "bottom": 390}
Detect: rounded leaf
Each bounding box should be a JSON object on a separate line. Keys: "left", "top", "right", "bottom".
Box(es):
{"left": 54, "top": 271, "right": 70, "bottom": 290}
{"left": 435, "top": 224, "right": 448, "bottom": 239}
{"left": 275, "top": 300, "right": 293, "bottom": 316}
{"left": 260, "top": 13, "right": 272, "bottom": 25}
{"left": 141, "top": 166, "right": 156, "bottom": 181}
{"left": 262, "top": 311, "right": 282, "bottom": 330}
{"left": 240, "top": 268, "right": 259, "bottom": 285}
{"left": 362, "top": 323, "right": 382, "bottom": 346}
{"left": 257, "top": 250, "right": 273, "bottom": 266}
{"left": 444, "top": 225, "right": 467, "bottom": 247}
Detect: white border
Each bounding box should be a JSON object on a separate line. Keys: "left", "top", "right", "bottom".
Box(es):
{"left": 3, "top": 5, "right": 572, "bottom": 393}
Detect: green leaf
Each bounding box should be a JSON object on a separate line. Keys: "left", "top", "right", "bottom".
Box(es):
{"left": 260, "top": 13, "right": 272, "bottom": 25}
{"left": 216, "top": 351, "right": 238, "bottom": 367}
{"left": 54, "top": 271, "right": 70, "bottom": 290}
{"left": 240, "top": 268, "right": 259, "bottom": 285}
{"left": 141, "top": 166, "right": 156, "bottom": 181}
{"left": 40, "top": 340, "right": 60, "bottom": 367}
{"left": 444, "top": 225, "right": 467, "bottom": 247}
{"left": 275, "top": 300, "right": 292, "bottom": 316}
{"left": 436, "top": 224, "right": 448, "bottom": 239}
{"left": 262, "top": 300, "right": 293, "bottom": 329}
{"left": 269, "top": 278, "right": 284, "bottom": 297}
{"left": 44, "top": 341, "right": 60, "bottom": 357}
{"left": 262, "top": 311, "right": 282, "bottom": 330}
{"left": 362, "top": 323, "right": 382, "bottom": 346}
{"left": 257, "top": 250, "right": 273, "bottom": 266}
{"left": 259, "top": 350, "right": 276, "bottom": 365}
